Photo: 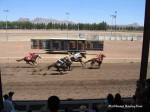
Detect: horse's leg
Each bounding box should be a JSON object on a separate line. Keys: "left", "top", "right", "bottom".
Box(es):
{"left": 57, "top": 67, "right": 62, "bottom": 74}
{"left": 91, "top": 61, "right": 95, "bottom": 68}
{"left": 34, "top": 61, "right": 37, "bottom": 66}
{"left": 68, "top": 64, "right": 70, "bottom": 70}
{"left": 32, "top": 62, "right": 37, "bottom": 66}
{"left": 78, "top": 59, "right": 84, "bottom": 67}
{"left": 30, "top": 59, "right": 36, "bottom": 66}
{"left": 66, "top": 63, "right": 71, "bottom": 71}
{"left": 98, "top": 61, "right": 102, "bottom": 68}
{"left": 80, "top": 62, "right": 84, "bottom": 67}
{"left": 63, "top": 67, "right": 66, "bottom": 72}
{"left": 27, "top": 61, "right": 34, "bottom": 66}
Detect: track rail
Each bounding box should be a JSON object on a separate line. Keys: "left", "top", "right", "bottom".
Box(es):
{"left": 0, "top": 57, "right": 149, "bottom": 63}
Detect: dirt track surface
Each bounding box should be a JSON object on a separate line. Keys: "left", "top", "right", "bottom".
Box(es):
{"left": 0, "top": 30, "right": 149, "bottom": 101}
{"left": 1, "top": 63, "right": 150, "bottom": 100}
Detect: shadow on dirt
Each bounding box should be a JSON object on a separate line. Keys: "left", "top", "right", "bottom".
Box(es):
{"left": 50, "top": 72, "right": 68, "bottom": 75}
{"left": 88, "top": 67, "right": 100, "bottom": 69}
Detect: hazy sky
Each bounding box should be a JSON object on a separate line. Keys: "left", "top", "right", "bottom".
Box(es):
{"left": 0, "top": 0, "right": 145, "bottom": 25}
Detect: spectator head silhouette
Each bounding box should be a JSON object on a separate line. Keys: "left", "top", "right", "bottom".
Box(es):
{"left": 47, "top": 96, "right": 60, "bottom": 112}
{"left": 3, "top": 94, "right": 9, "bottom": 100}
{"left": 107, "top": 94, "right": 114, "bottom": 104}
{"left": 8, "top": 91, "right": 14, "bottom": 97}
{"left": 132, "top": 95, "right": 136, "bottom": 100}
{"left": 115, "top": 93, "right": 121, "bottom": 101}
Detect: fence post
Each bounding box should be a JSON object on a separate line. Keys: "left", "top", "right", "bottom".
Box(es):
{"left": 8, "top": 58, "right": 10, "bottom": 63}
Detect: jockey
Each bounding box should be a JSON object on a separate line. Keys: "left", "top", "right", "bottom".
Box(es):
{"left": 96, "top": 53, "right": 102, "bottom": 58}
{"left": 27, "top": 53, "right": 35, "bottom": 60}
{"left": 57, "top": 57, "right": 68, "bottom": 67}
{"left": 96, "top": 53, "right": 103, "bottom": 61}
{"left": 73, "top": 52, "right": 82, "bottom": 61}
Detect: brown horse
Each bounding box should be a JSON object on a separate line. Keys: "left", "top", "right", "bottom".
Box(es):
{"left": 85, "top": 54, "right": 106, "bottom": 68}
{"left": 16, "top": 54, "right": 41, "bottom": 66}
{"left": 70, "top": 52, "right": 86, "bottom": 67}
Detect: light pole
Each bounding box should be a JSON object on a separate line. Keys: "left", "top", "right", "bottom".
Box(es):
{"left": 66, "top": 12, "right": 70, "bottom": 38}
{"left": 110, "top": 11, "right": 117, "bottom": 37}
{"left": 110, "top": 15, "right": 114, "bottom": 37}
{"left": 114, "top": 11, "right": 117, "bottom": 36}
{"left": 78, "top": 23, "right": 79, "bottom": 31}
{"left": 3, "top": 10, "right": 9, "bottom": 41}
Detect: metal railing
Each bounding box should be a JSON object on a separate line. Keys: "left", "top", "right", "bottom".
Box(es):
{"left": 14, "top": 98, "right": 132, "bottom": 112}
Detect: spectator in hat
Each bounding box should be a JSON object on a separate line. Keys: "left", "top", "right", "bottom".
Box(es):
{"left": 2, "top": 94, "right": 15, "bottom": 112}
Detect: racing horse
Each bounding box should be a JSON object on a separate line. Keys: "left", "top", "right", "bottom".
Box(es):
{"left": 16, "top": 54, "right": 41, "bottom": 66}
{"left": 70, "top": 52, "right": 86, "bottom": 67}
{"left": 48, "top": 57, "right": 72, "bottom": 74}
{"left": 85, "top": 54, "right": 106, "bottom": 68}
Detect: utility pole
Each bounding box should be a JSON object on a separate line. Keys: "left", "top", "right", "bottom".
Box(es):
{"left": 110, "top": 11, "right": 117, "bottom": 37}
{"left": 3, "top": 10, "right": 9, "bottom": 41}
{"left": 114, "top": 11, "right": 117, "bottom": 36}
{"left": 110, "top": 15, "right": 114, "bottom": 37}
{"left": 66, "top": 12, "right": 70, "bottom": 38}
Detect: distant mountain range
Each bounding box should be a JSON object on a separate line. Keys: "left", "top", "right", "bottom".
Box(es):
{"left": 119, "top": 23, "right": 142, "bottom": 27}
{"left": 17, "top": 17, "right": 74, "bottom": 24}
{"left": 1, "top": 17, "right": 142, "bottom": 27}
{"left": 128, "top": 23, "right": 141, "bottom": 27}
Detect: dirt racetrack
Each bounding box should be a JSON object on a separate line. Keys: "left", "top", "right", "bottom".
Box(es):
{"left": 1, "top": 62, "right": 150, "bottom": 100}
{"left": 0, "top": 30, "right": 149, "bottom": 101}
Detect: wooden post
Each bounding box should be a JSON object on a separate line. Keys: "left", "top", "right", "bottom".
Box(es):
{"left": 0, "top": 68, "right": 4, "bottom": 111}
{"left": 135, "top": 0, "right": 150, "bottom": 108}
{"left": 139, "top": 0, "right": 150, "bottom": 81}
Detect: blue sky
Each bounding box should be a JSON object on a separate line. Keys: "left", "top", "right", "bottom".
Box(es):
{"left": 0, "top": 0, "right": 145, "bottom": 25}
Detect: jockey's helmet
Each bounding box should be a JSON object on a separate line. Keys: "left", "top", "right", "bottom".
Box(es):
{"left": 96, "top": 53, "right": 102, "bottom": 57}
{"left": 64, "top": 56, "right": 69, "bottom": 59}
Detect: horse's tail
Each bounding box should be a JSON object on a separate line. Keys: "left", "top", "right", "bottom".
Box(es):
{"left": 85, "top": 59, "right": 92, "bottom": 63}
{"left": 48, "top": 63, "right": 54, "bottom": 70}
{"left": 16, "top": 59, "right": 20, "bottom": 62}
{"left": 16, "top": 58, "right": 24, "bottom": 62}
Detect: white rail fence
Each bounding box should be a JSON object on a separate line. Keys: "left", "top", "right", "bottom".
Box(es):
{"left": 0, "top": 57, "right": 149, "bottom": 63}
